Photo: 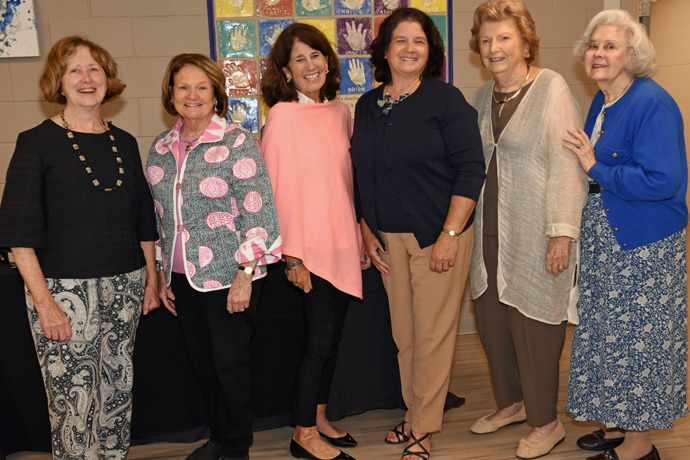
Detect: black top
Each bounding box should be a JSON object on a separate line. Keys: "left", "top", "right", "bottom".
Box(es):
{"left": 0, "top": 119, "right": 158, "bottom": 278}
{"left": 350, "top": 78, "right": 486, "bottom": 248}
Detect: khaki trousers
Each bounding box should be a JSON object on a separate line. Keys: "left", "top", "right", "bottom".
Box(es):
{"left": 379, "top": 228, "right": 473, "bottom": 433}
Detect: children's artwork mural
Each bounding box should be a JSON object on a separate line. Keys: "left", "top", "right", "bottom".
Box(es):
{"left": 209, "top": 0, "right": 450, "bottom": 132}
{"left": 0, "top": 0, "right": 39, "bottom": 58}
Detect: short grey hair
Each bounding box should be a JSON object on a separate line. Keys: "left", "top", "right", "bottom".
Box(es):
{"left": 573, "top": 9, "right": 657, "bottom": 78}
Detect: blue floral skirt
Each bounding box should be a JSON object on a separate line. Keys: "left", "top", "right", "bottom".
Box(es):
{"left": 566, "top": 194, "right": 689, "bottom": 430}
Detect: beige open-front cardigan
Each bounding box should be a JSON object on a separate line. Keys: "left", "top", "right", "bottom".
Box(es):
{"left": 469, "top": 69, "right": 588, "bottom": 325}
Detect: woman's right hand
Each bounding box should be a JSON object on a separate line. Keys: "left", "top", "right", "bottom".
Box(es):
{"left": 35, "top": 299, "right": 72, "bottom": 342}
{"left": 286, "top": 258, "right": 313, "bottom": 293}
{"left": 360, "top": 219, "right": 390, "bottom": 275}
{"left": 158, "top": 270, "right": 177, "bottom": 316}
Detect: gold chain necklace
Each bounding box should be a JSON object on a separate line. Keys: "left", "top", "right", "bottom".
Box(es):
{"left": 60, "top": 111, "right": 124, "bottom": 192}
{"left": 492, "top": 67, "right": 530, "bottom": 104}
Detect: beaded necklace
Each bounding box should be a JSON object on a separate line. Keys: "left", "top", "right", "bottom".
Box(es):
{"left": 60, "top": 111, "right": 123, "bottom": 192}
{"left": 377, "top": 78, "right": 422, "bottom": 115}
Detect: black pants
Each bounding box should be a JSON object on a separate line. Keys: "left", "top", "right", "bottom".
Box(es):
{"left": 171, "top": 273, "right": 263, "bottom": 458}
{"left": 291, "top": 274, "right": 350, "bottom": 427}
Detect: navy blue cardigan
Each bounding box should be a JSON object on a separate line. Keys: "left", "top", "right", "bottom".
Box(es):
{"left": 587, "top": 77, "right": 687, "bottom": 250}
{"left": 350, "top": 78, "right": 485, "bottom": 249}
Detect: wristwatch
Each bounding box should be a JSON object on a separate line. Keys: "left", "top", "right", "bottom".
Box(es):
{"left": 442, "top": 228, "right": 461, "bottom": 237}
{"left": 240, "top": 265, "right": 254, "bottom": 275}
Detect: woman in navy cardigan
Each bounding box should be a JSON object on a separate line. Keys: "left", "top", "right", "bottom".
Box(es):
{"left": 563, "top": 10, "right": 688, "bottom": 460}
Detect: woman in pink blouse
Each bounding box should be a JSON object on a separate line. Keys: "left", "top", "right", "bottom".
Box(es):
{"left": 261, "top": 23, "right": 365, "bottom": 460}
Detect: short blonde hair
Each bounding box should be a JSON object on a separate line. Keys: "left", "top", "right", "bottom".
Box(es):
{"left": 39, "top": 36, "right": 125, "bottom": 104}
{"left": 161, "top": 54, "right": 228, "bottom": 118}
{"left": 469, "top": 0, "right": 539, "bottom": 64}
{"left": 574, "top": 9, "right": 657, "bottom": 78}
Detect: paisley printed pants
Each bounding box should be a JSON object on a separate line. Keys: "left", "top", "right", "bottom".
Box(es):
{"left": 25, "top": 268, "right": 145, "bottom": 460}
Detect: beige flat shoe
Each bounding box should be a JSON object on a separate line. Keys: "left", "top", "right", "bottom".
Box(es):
{"left": 515, "top": 418, "right": 565, "bottom": 459}
{"left": 469, "top": 406, "right": 527, "bottom": 434}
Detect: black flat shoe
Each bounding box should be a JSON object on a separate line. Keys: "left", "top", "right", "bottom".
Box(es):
{"left": 318, "top": 432, "right": 358, "bottom": 448}
{"left": 289, "top": 439, "right": 355, "bottom": 460}
{"left": 577, "top": 430, "right": 625, "bottom": 451}
{"left": 586, "top": 445, "right": 660, "bottom": 460}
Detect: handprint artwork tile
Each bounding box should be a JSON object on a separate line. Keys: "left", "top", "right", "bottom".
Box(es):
{"left": 409, "top": 0, "right": 446, "bottom": 13}
{"left": 255, "top": 0, "right": 293, "bottom": 17}
{"left": 334, "top": 0, "right": 371, "bottom": 16}
{"left": 218, "top": 21, "right": 257, "bottom": 58}
{"left": 296, "top": 0, "right": 331, "bottom": 16}
{"left": 373, "top": 0, "right": 407, "bottom": 15}
{"left": 259, "top": 19, "right": 294, "bottom": 56}
{"left": 221, "top": 59, "right": 258, "bottom": 96}
{"left": 339, "top": 57, "right": 373, "bottom": 94}
{"left": 298, "top": 19, "right": 335, "bottom": 49}
{"left": 336, "top": 18, "right": 371, "bottom": 55}
{"left": 227, "top": 98, "right": 260, "bottom": 133}
{"left": 216, "top": 0, "right": 254, "bottom": 17}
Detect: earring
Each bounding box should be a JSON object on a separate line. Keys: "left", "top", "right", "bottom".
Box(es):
{"left": 325, "top": 69, "right": 329, "bottom": 74}
{"left": 287, "top": 76, "right": 292, "bottom": 83}
{"left": 524, "top": 50, "right": 530, "bottom": 58}
{"left": 214, "top": 99, "right": 218, "bottom": 111}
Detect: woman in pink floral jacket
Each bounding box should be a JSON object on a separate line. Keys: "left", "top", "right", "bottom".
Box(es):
{"left": 146, "top": 53, "right": 281, "bottom": 460}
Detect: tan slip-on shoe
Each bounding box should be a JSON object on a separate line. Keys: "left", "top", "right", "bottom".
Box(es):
{"left": 515, "top": 418, "right": 565, "bottom": 459}
{"left": 469, "top": 406, "right": 527, "bottom": 434}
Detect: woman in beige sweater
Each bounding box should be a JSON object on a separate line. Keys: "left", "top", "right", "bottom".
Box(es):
{"left": 467, "top": 1, "right": 588, "bottom": 458}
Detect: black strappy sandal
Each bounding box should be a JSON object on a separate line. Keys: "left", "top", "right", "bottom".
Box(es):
{"left": 402, "top": 432, "right": 430, "bottom": 460}
{"left": 385, "top": 420, "right": 410, "bottom": 444}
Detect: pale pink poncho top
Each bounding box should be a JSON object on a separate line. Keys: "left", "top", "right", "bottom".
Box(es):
{"left": 261, "top": 99, "right": 362, "bottom": 299}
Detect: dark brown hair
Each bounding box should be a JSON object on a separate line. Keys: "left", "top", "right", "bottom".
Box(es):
{"left": 161, "top": 53, "right": 229, "bottom": 118}
{"left": 39, "top": 35, "right": 125, "bottom": 104}
{"left": 261, "top": 23, "right": 340, "bottom": 107}
{"left": 469, "top": 0, "right": 540, "bottom": 64}
{"left": 369, "top": 7, "right": 445, "bottom": 85}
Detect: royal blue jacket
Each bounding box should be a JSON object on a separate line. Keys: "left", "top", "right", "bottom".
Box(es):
{"left": 587, "top": 77, "right": 687, "bottom": 250}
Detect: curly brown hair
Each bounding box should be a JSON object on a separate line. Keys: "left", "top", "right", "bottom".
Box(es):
{"left": 261, "top": 23, "right": 340, "bottom": 107}
{"left": 39, "top": 35, "right": 125, "bottom": 105}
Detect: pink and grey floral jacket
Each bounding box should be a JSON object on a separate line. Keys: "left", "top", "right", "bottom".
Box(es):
{"left": 147, "top": 114, "right": 281, "bottom": 291}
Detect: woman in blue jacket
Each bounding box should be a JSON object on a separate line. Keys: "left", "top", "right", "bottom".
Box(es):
{"left": 563, "top": 10, "right": 688, "bottom": 460}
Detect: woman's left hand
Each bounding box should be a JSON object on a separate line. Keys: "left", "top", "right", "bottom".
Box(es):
{"left": 545, "top": 236, "right": 572, "bottom": 277}
{"left": 562, "top": 127, "right": 596, "bottom": 173}
{"left": 429, "top": 233, "right": 458, "bottom": 273}
{"left": 227, "top": 270, "right": 253, "bottom": 314}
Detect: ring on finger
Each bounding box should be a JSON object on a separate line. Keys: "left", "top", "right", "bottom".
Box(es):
{"left": 558, "top": 265, "right": 564, "bottom": 269}
{"left": 577, "top": 143, "right": 584, "bottom": 148}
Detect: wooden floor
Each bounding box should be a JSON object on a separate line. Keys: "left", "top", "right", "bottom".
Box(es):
{"left": 9, "top": 327, "right": 690, "bottom": 460}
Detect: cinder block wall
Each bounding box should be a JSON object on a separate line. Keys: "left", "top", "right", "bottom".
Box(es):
{"left": 0, "top": 0, "right": 211, "bottom": 202}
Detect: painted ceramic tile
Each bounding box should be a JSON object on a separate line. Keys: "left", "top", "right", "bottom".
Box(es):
{"left": 296, "top": 0, "right": 331, "bottom": 17}
{"left": 409, "top": 0, "right": 445, "bottom": 14}
{"left": 259, "top": 58, "right": 268, "bottom": 81}
{"left": 374, "top": 16, "right": 385, "bottom": 38}
{"left": 221, "top": 59, "right": 258, "bottom": 96}
{"left": 298, "top": 19, "right": 335, "bottom": 50}
{"left": 218, "top": 21, "right": 257, "bottom": 58}
{"left": 255, "top": 0, "right": 293, "bottom": 17}
{"left": 339, "top": 57, "right": 373, "bottom": 95}
{"left": 227, "top": 98, "right": 260, "bottom": 133}
{"left": 259, "top": 98, "right": 270, "bottom": 129}
{"left": 373, "top": 0, "right": 407, "bottom": 15}
{"left": 333, "top": 0, "right": 371, "bottom": 16}
{"left": 338, "top": 95, "right": 358, "bottom": 121}
{"left": 259, "top": 19, "right": 294, "bottom": 57}
{"left": 336, "top": 18, "right": 371, "bottom": 55}
{"left": 430, "top": 15, "right": 446, "bottom": 51}
{"left": 216, "top": 0, "right": 254, "bottom": 17}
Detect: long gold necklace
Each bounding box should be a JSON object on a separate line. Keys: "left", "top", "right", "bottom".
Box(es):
{"left": 492, "top": 66, "right": 530, "bottom": 104}
{"left": 60, "top": 111, "right": 123, "bottom": 192}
